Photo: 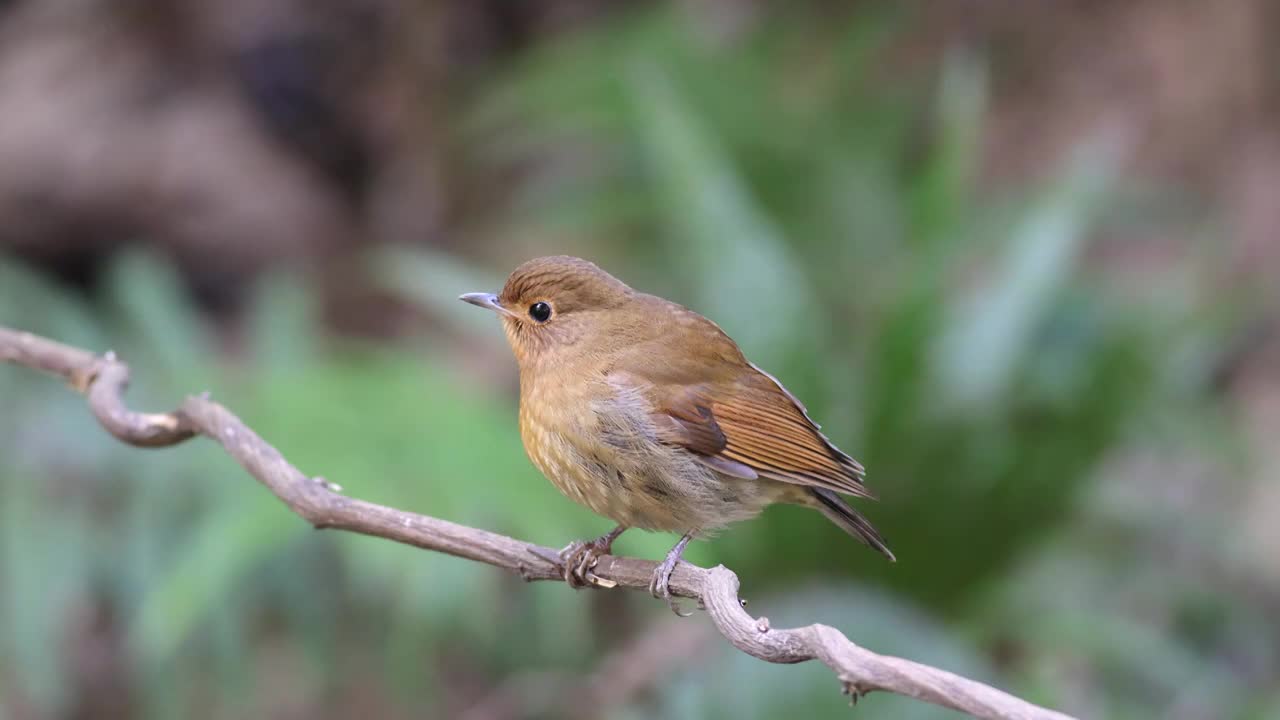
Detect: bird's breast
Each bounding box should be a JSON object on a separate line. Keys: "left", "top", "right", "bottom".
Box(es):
{"left": 518, "top": 379, "right": 605, "bottom": 513}
{"left": 518, "top": 370, "right": 786, "bottom": 532}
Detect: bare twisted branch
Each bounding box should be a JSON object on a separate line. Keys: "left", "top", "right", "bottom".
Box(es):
{"left": 0, "top": 325, "right": 1075, "bottom": 720}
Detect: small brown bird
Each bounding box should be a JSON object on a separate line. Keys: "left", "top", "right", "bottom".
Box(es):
{"left": 461, "top": 256, "right": 892, "bottom": 612}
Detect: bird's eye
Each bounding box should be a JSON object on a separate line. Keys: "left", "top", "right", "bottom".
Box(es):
{"left": 528, "top": 301, "right": 552, "bottom": 323}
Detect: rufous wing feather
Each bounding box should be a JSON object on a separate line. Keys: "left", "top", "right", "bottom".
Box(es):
{"left": 644, "top": 370, "right": 872, "bottom": 498}
{"left": 651, "top": 387, "right": 760, "bottom": 479}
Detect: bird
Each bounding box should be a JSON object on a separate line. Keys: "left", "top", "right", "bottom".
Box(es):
{"left": 460, "top": 255, "right": 892, "bottom": 613}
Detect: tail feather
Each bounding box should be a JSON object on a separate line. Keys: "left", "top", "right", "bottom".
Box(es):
{"left": 810, "top": 488, "right": 895, "bottom": 562}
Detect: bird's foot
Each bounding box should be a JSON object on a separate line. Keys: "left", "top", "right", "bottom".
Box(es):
{"left": 559, "top": 538, "right": 608, "bottom": 588}
{"left": 538, "top": 526, "right": 626, "bottom": 589}
{"left": 649, "top": 532, "right": 696, "bottom": 617}
{"left": 648, "top": 556, "right": 691, "bottom": 617}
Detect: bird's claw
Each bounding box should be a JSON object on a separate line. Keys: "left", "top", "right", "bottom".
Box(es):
{"left": 560, "top": 538, "right": 603, "bottom": 588}
{"left": 536, "top": 529, "right": 622, "bottom": 589}
{"left": 649, "top": 557, "right": 692, "bottom": 617}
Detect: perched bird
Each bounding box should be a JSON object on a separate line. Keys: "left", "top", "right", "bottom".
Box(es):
{"left": 461, "top": 256, "right": 892, "bottom": 613}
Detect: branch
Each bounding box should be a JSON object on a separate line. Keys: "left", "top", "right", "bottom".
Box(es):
{"left": 0, "top": 325, "right": 1076, "bottom": 720}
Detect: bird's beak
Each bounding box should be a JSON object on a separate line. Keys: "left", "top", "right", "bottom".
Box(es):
{"left": 459, "top": 292, "right": 517, "bottom": 319}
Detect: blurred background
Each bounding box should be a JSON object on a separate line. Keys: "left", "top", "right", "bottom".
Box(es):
{"left": 0, "top": 1, "right": 1277, "bottom": 718}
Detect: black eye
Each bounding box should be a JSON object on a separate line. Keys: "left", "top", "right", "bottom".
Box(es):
{"left": 528, "top": 301, "right": 552, "bottom": 323}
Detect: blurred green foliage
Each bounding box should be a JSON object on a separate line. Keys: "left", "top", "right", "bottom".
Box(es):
{"left": 1, "top": 5, "right": 1274, "bottom": 720}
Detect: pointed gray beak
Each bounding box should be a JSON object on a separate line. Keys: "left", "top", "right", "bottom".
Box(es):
{"left": 459, "top": 292, "right": 517, "bottom": 318}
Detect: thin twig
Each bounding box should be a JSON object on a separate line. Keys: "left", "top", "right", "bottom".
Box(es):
{"left": 0, "top": 325, "right": 1076, "bottom": 720}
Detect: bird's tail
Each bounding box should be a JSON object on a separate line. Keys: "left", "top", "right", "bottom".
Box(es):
{"left": 809, "top": 488, "right": 895, "bottom": 562}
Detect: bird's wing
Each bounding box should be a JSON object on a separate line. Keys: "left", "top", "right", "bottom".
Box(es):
{"left": 604, "top": 298, "right": 870, "bottom": 498}
{"left": 611, "top": 363, "right": 872, "bottom": 499}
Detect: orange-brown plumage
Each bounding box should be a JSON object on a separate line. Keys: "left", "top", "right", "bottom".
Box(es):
{"left": 461, "top": 255, "right": 891, "bottom": 609}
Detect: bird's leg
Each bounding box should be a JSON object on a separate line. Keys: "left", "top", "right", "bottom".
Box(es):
{"left": 649, "top": 531, "right": 696, "bottom": 617}
{"left": 551, "top": 525, "right": 627, "bottom": 589}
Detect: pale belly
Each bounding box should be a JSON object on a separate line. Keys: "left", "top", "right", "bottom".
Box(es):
{"left": 519, "top": 381, "right": 790, "bottom": 532}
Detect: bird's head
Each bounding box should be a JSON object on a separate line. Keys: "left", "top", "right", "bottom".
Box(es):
{"left": 460, "top": 255, "right": 635, "bottom": 368}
